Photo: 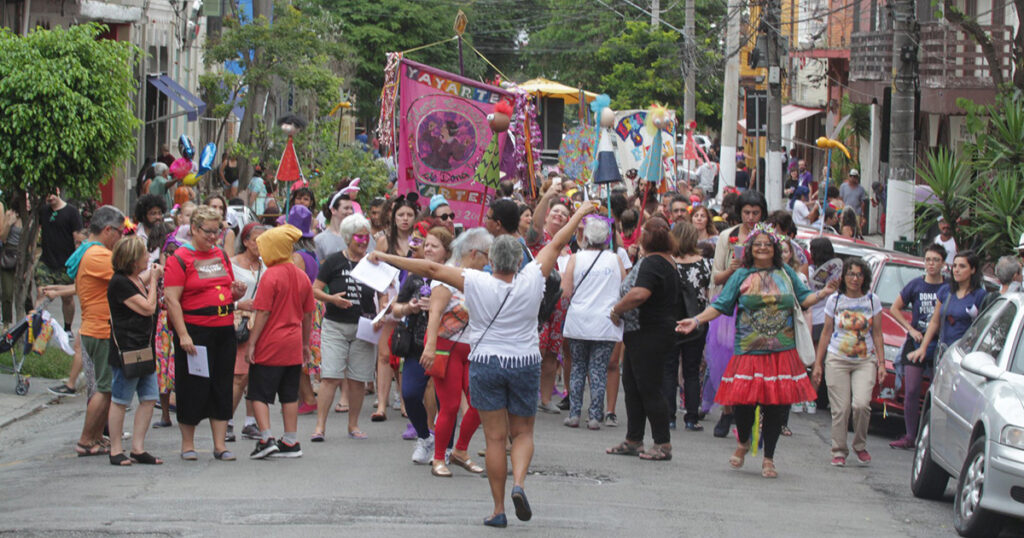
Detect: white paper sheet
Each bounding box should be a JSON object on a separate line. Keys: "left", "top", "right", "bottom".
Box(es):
{"left": 372, "top": 296, "right": 396, "bottom": 324}
{"left": 356, "top": 316, "right": 382, "bottom": 344}
{"left": 351, "top": 257, "right": 400, "bottom": 293}
{"left": 187, "top": 346, "right": 209, "bottom": 378}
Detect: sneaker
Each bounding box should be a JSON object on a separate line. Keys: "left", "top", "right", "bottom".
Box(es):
{"left": 557, "top": 396, "right": 570, "bottom": 411}
{"left": 830, "top": 456, "right": 846, "bottom": 467}
{"left": 587, "top": 419, "right": 601, "bottom": 430}
{"left": 563, "top": 416, "right": 580, "bottom": 428}
{"left": 297, "top": 402, "right": 317, "bottom": 415}
{"left": 854, "top": 449, "right": 871, "bottom": 465}
{"left": 241, "top": 424, "right": 260, "bottom": 440}
{"left": 889, "top": 436, "right": 915, "bottom": 450}
{"left": 537, "top": 401, "right": 561, "bottom": 414}
{"left": 804, "top": 401, "right": 817, "bottom": 415}
{"left": 250, "top": 438, "right": 279, "bottom": 459}
{"left": 401, "top": 423, "right": 417, "bottom": 441}
{"left": 684, "top": 422, "right": 704, "bottom": 432}
{"left": 412, "top": 435, "right": 434, "bottom": 465}
{"left": 391, "top": 393, "right": 402, "bottom": 411}
{"left": 270, "top": 440, "right": 302, "bottom": 458}
{"left": 604, "top": 413, "right": 618, "bottom": 427}
{"left": 790, "top": 402, "right": 804, "bottom": 414}
{"left": 225, "top": 425, "right": 236, "bottom": 443}
{"left": 48, "top": 384, "right": 76, "bottom": 396}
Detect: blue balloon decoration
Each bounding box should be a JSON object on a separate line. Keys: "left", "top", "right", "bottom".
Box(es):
{"left": 178, "top": 134, "right": 195, "bottom": 159}
{"left": 196, "top": 142, "right": 217, "bottom": 176}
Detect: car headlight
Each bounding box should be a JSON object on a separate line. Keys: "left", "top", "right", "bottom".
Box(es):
{"left": 1000, "top": 426, "right": 1024, "bottom": 449}
{"left": 884, "top": 345, "right": 900, "bottom": 366}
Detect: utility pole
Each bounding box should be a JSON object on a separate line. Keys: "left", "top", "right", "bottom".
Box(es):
{"left": 718, "top": 0, "right": 741, "bottom": 198}
{"left": 683, "top": 0, "right": 695, "bottom": 126}
{"left": 651, "top": 0, "right": 660, "bottom": 27}
{"left": 764, "top": 0, "right": 785, "bottom": 212}
{"left": 884, "top": 0, "right": 918, "bottom": 249}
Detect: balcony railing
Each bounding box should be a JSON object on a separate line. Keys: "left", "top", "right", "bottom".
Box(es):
{"left": 849, "top": 31, "right": 894, "bottom": 82}
{"left": 919, "top": 22, "right": 1013, "bottom": 89}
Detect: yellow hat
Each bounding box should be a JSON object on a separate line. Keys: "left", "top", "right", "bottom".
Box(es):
{"left": 257, "top": 224, "right": 301, "bottom": 266}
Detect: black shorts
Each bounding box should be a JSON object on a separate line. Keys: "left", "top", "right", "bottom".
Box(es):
{"left": 246, "top": 364, "right": 301, "bottom": 405}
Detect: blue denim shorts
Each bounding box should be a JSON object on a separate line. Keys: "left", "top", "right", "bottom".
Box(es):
{"left": 111, "top": 367, "right": 159, "bottom": 406}
{"left": 469, "top": 356, "right": 541, "bottom": 417}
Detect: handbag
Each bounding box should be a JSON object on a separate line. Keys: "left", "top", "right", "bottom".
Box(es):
{"left": 235, "top": 264, "right": 261, "bottom": 343}
{"left": 785, "top": 272, "right": 816, "bottom": 367}
{"left": 110, "top": 318, "right": 156, "bottom": 379}
{"left": 390, "top": 319, "right": 416, "bottom": 357}
{"left": 425, "top": 325, "right": 467, "bottom": 379}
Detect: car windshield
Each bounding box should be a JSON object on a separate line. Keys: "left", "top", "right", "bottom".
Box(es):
{"left": 871, "top": 263, "right": 925, "bottom": 307}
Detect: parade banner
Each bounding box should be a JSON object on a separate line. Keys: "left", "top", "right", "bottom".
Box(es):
{"left": 558, "top": 110, "right": 676, "bottom": 186}
{"left": 397, "top": 59, "right": 513, "bottom": 225}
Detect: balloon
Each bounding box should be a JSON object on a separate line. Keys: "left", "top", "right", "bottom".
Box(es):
{"left": 182, "top": 172, "right": 199, "bottom": 186}
{"left": 169, "top": 157, "right": 192, "bottom": 180}
{"left": 197, "top": 143, "right": 217, "bottom": 176}
{"left": 178, "top": 134, "right": 195, "bottom": 159}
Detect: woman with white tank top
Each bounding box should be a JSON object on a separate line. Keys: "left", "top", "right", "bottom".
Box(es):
{"left": 562, "top": 216, "right": 626, "bottom": 430}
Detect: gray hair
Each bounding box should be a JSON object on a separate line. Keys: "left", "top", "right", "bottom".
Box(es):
{"left": 452, "top": 227, "right": 493, "bottom": 263}
{"left": 489, "top": 234, "right": 523, "bottom": 274}
{"left": 994, "top": 255, "right": 1021, "bottom": 285}
{"left": 153, "top": 162, "right": 169, "bottom": 177}
{"left": 580, "top": 217, "right": 609, "bottom": 249}
{"left": 88, "top": 205, "right": 125, "bottom": 235}
{"left": 339, "top": 213, "right": 371, "bottom": 243}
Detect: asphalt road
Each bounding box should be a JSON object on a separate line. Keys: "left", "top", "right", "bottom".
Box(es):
{"left": 0, "top": 388, "right": 1021, "bottom": 537}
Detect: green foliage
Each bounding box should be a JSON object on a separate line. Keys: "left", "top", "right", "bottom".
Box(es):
{"left": 958, "top": 90, "right": 1024, "bottom": 174}
{"left": 964, "top": 173, "right": 1024, "bottom": 259}
{"left": 597, "top": 22, "right": 683, "bottom": 112}
{"left": 13, "top": 346, "right": 72, "bottom": 381}
{"left": 0, "top": 23, "right": 140, "bottom": 199}
{"left": 914, "top": 147, "right": 974, "bottom": 248}
{"left": 840, "top": 95, "right": 871, "bottom": 162}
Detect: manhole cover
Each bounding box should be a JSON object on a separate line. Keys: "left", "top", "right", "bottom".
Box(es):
{"left": 526, "top": 467, "right": 615, "bottom": 485}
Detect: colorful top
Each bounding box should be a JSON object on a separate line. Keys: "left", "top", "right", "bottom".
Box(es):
{"left": 711, "top": 265, "right": 813, "bottom": 355}
{"left": 825, "top": 293, "right": 882, "bottom": 360}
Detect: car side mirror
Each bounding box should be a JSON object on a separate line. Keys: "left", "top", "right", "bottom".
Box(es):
{"left": 961, "top": 351, "right": 1003, "bottom": 381}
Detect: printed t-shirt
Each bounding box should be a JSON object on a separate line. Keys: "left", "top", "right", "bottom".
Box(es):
{"left": 825, "top": 293, "right": 883, "bottom": 359}
{"left": 106, "top": 273, "right": 155, "bottom": 367}
{"left": 252, "top": 263, "right": 315, "bottom": 366}
{"left": 77, "top": 244, "right": 113, "bottom": 338}
{"left": 431, "top": 279, "right": 470, "bottom": 344}
{"left": 936, "top": 284, "right": 989, "bottom": 346}
{"left": 163, "top": 247, "right": 236, "bottom": 327}
{"left": 712, "top": 264, "right": 813, "bottom": 355}
{"left": 317, "top": 251, "right": 376, "bottom": 324}
{"left": 899, "top": 277, "right": 944, "bottom": 332}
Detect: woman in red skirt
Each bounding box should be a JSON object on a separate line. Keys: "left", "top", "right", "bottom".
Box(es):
{"left": 677, "top": 222, "right": 837, "bottom": 478}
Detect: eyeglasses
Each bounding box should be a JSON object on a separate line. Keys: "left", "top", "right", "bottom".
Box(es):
{"left": 437, "top": 213, "right": 455, "bottom": 221}
{"left": 108, "top": 226, "right": 124, "bottom": 236}
{"left": 846, "top": 272, "right": 865, "bottom": 279}
{"left": 197, "top": 227, "right": 220, "bottom": 237}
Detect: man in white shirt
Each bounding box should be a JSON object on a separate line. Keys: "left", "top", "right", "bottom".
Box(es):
{"left": 933, "top": 217, "right": 957, "bottom": 264}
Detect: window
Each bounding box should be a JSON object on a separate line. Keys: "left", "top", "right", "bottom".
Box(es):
{"left": 973, "top": 302, "right": 1017, "bottom": 361}
{"left": 958, "top": 298, "right": 1007, "bottom": 351}
{"left": 872, "top": 263, "right": 926, "bottom": 307}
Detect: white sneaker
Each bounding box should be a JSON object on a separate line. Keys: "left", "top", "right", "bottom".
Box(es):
{"left": 805, "top": 401, "right": 817, "bottom": 415}
{"left": 791, "top": 402, "right": 804, "bottom": 414}
{"left": 412, "top": 435, "right": 434, "bottom": 465}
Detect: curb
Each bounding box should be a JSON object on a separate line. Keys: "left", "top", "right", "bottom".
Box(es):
{"left": 0, "top": 395, "right": 58, "bottom": 430}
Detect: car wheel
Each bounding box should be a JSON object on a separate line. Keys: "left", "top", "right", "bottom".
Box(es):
{"left": 910, "top": 408, "right": 950, "bottom": 500}
{"left": 953, "top": 437, "right": 1005, "bottom": 537}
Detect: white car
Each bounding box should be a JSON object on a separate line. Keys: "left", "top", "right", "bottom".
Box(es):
{"left": 911, "top": 293, "right": 1024, "bottom": 536}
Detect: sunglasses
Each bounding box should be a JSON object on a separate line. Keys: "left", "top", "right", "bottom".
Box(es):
{"left": 437, "top": 213, "right": 455, "bottom": 221}
{"left": 351, "top": 234, "right": 369, "bottom": 244}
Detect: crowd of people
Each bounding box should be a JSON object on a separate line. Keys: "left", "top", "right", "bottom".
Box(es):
{"left": 5, "top": 157, "right": 1018, "bottom": 528}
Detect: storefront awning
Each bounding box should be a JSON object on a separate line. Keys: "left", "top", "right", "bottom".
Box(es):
{"left": 738, "top": 104, "right": 823, "bottom": 131}
{"left": 147, "top": 75, "right": 206, "bottom": 122}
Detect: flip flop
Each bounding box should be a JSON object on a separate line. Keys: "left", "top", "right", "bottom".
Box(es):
{"left": 180, "top": 450, "right": 199, "bottom": 461}
{"left": 370, "top": 413, "right": 386, "bottom": 422}
{"left": 334, "top": 403, "right": 349, "bottom": 413}
{"left": 310, "top": 432, "right": 325, "bottom": 442}
{"left": 76, "top": 442, "right": 109, "bottom": 457}
{"left": 130, "top": 451, "right": 163, "bottom": 465}
{"left": 152, "top": 420, "right": 173, "bottom": 428}
{"left": 348, "top": 430, "right": 368, "bottom": 440}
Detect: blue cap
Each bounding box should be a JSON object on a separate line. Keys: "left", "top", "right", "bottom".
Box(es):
{"left": 429, "top": 194, "right": 449, "bottom": 214}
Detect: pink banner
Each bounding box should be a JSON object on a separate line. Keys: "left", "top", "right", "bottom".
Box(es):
{"left": 397, "top": 59, "right": 513, "bottom": 225}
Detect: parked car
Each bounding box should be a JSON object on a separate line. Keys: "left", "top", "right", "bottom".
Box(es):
{"left": 910, "top": 292, "right": 1024, "bottom": 536}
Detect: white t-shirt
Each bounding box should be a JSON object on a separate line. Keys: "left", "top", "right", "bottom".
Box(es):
{"left": 463, "top": 261, "right": 544, "bottom": 365}
{"left": 563, "top": 250, "right": 623, "bottom": 342}
{"left": 616, "top": 246, "right": 633, "bottom": 270}
{"left": 825, "top": 292, "right": 882, "bottom": 360}
{"left": 934, "top": 235, "right": 957, "bottom": 264}
{"left": 430, "top": 279, "right": 470, "bottom": 344}
{"left": 791, "top": 199, "right": 812, "bottom": 226}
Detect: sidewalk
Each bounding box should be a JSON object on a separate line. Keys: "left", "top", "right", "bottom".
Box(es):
{"left": 0, "top": 373, "right": 64, "bottom": 430}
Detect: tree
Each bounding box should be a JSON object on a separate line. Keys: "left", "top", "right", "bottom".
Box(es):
{"left": 0, "top": 23, "right": 140, "bottom": 319}
{"left": 598, "top": 21, "right": 684, "bottom": 112}
{"left": 939, "top": 0, "right": 1024, "bottom": 91}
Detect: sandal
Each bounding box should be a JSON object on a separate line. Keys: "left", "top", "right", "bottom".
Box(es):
{"left": 606, "top": 440, "right": 643, "bottom": 456}
{"left": 213, "top": 450, "right": 236, "bottom": 461}
{"left": 780, "top": 426, "right": 793, "bottom": 437}
{"left": 334, "top": 403, "right": 349, "bottom": 413}
{"left": 638, "top": 444, "right": 672, "bottom": 461}
{"left": 762, "top": 459, "right": 778, "bottom": 479}
{"left": 310, "top": 432, "right": 325, "bottom": 442}
{"left": 348, "top": 430, "right": 368, "bottom": 439}
{"left": 130, "top": 451, "right": 163, "bottom": 465}
{"left": 370, "top": 412, "right": 387, "bottom": 422}
{"left": 450, "top": 454, "right": 483, "bottom": 473}
{"left": 76, "top": 442, "right": 109, "bottom": 457}
{"left": 152, "top": 420, "right": 173, "bottom": 428}
{"left": 109, "top": 453, "right": 132, "bottom": 466}
{"left": 729, "top": 443, "right": 751, "bottom": 469}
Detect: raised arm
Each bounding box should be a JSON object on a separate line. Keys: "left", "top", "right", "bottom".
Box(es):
{"left": 536, "top": 203, "right": 596, "bottom": 278}
{"left": 367, "top": 251, "right": 465, "bottom": 291}
{"left": 526, "top": 180, "right": 561, "bottom": 246}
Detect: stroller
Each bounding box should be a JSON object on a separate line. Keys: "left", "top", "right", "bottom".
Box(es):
{"left": 0, "top": 297, "right": 55, "bottom": 395}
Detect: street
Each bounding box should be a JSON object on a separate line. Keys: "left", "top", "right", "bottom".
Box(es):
{"left": 2, "top": 383, "right": 1020, "bottom": 537}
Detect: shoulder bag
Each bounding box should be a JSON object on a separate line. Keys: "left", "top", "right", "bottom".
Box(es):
{"left": 235, "top": 263, "right": 261, "bottom": 343}
{"left": 390, "top": 275, "right": 424, "bottom": 358}
{"left": 110, "top": 309, "right": 156, "bottom": 380}
{"left": 785, "top": 271, "right": 816, "bottom": 367}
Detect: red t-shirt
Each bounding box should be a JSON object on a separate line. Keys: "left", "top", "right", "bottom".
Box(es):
{"left": 164, "top": 247, "right": 236, "bottom": 327}
{"left": 252, "top": 263, "right": 314, "bottom": 366}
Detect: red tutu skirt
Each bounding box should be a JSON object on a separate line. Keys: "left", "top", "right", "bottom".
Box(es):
{"left": 714, "top": 349, "right": 817, "bottom": 406}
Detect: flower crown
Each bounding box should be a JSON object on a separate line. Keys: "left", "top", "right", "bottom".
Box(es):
{"left": 748, "top": 222, "right": 783, "bottom": 244}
